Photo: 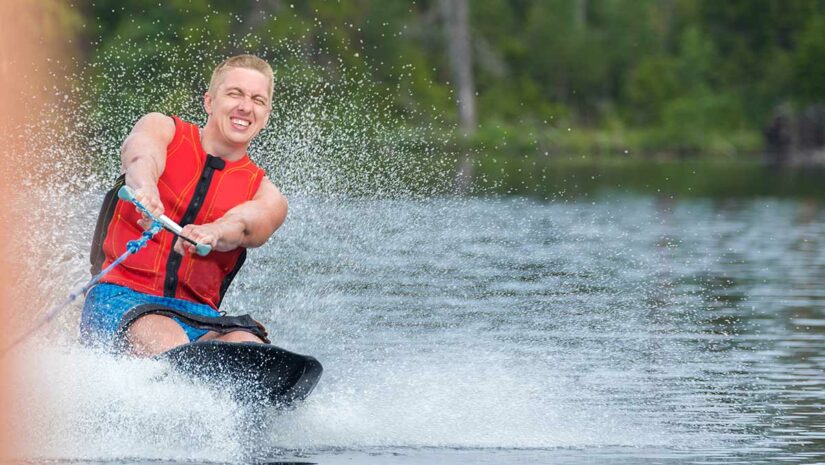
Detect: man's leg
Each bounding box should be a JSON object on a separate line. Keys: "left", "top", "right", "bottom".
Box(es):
{"left": 216, "top": 331, "right": 265, "bottom": 343}
{"left": 126, "top": 314, "right": 189, "bottom": 356}
{"left": 201, "top": 330, "right": 264, "bottom": 344}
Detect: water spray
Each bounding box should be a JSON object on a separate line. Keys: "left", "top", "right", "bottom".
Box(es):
{"left": 0, "top": 186, "right": 209, "bottom": 357}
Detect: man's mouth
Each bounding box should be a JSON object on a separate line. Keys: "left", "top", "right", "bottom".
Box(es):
{"left": 231, "top": 118, "right": 251, "bottom": 128}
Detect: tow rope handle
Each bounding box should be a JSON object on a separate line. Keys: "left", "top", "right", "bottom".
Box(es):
{"left": 117, "top": 186, "right": 212, "bottom": 256}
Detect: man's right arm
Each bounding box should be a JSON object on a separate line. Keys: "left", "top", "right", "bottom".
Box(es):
{"left": 121, "top": 112, "right": 175, "bottom": 219}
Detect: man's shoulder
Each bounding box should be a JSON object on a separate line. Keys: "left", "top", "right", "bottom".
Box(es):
{"left": 140, "top": 112, "right": 176, "bottom": 126}
{"left": 133, "top": 113, "right": 177, "bottom": 140}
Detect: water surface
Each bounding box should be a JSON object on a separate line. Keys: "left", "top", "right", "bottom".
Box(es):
{"left": 8, "top": 193, "right": 825, "bottom": 464}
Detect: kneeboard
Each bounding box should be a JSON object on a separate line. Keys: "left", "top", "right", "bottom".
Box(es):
{"left": 159, "top": 341, "right": 322, "bottom": 407}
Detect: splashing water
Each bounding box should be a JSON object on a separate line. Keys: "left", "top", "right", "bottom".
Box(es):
{"left": 3, "top": 20, "right": 822, "bottom": 465}
{"left": 8, "top": 195, "right": 744, "bottom": 462}
{"left": 5, "top": 27, "right": 463, "bottom": 462}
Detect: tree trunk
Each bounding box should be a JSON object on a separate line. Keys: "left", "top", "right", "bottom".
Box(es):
{"left": 440, "top": 0, "right": 477, "bottom": 192}
{"left": 243, "top": 0, "right": 281, "bottom": 31}
{"left": 440, "top": 0, "right": 477, "bottom": 135}
{"left": 230, "top": 0, "right": 281, "bottom": 53}
{"left": 574, "top": 0, "right": 587, "bottom": 29}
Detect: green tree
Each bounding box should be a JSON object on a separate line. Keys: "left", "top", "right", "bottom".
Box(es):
{"left": 793, "top": 15, "right": 825, "bottom": 102}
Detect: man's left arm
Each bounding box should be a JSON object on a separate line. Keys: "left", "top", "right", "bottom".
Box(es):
{"left": 175, "top": 178, "right": 287, "bottom": 254}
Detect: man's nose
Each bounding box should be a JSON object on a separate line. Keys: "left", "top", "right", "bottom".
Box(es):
{"left": 237, "top": 96, "right": 252, "bottom": 112}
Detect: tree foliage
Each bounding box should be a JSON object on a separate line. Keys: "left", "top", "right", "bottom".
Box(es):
{"left": 73, "top": 0, "right": 825, "bottom": 155}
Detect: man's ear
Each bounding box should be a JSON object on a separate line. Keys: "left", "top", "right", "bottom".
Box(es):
{"left": 204, "top": 92, "right": 212, "bottom": 115}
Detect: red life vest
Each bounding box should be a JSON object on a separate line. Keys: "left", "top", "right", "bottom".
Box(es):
{"left": 93, "top": 115, "right": 265, "bottom": 309}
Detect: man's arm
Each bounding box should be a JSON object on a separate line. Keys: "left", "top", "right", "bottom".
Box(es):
{"left": 121, "top": 112, "right": 175, "bottom": 219}
{"left": 175, "top": 178, "right": 288, "bottom": 254}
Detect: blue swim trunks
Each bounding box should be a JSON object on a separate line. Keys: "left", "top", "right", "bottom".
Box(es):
{"left": 80, "top": 283, "right": 221, "bottom": 347}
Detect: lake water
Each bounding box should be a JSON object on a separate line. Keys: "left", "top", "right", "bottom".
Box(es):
{"left": 6, "top": 191, "right": 825, "bottom": 464}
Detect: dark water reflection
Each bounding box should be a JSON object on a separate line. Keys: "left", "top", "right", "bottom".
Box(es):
{"left": 649, "top": 195, "right": 825, "bottom": 462}
{"left": 474, "top": 157, "right": 825, "bottom": 201}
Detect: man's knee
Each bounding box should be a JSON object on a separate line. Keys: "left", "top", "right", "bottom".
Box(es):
{"left": 214, "top": 330, "right": 265, "bottom": 344}
{"left": 126, "top": 314, "right": 188, "bottom": 356}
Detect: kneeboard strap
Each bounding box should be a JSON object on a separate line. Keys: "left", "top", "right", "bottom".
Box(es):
{"left": 116, "top": 304, "right": 270, "bottom": 346}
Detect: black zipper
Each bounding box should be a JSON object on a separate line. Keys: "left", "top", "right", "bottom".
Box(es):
{"left": 163, "top": 154, "right": 226, "bottom": 297}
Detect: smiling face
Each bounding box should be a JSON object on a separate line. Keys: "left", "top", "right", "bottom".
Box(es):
{"left": 203, "top": 67, "right": 272, "bottom": 158}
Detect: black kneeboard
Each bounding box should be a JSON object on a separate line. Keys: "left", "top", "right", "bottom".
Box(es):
{"left": 159, "top": 341, "right": 322, "bottom": 407}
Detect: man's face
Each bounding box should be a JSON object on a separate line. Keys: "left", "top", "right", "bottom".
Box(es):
{"left": 204, "top": 67, "right": 271, "bottom": 149}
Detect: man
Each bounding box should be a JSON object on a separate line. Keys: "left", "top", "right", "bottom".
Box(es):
{"left": 81, "top": 55, "right": 287, "bottom": 356}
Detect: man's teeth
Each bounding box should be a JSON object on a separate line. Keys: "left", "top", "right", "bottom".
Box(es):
{"left": 231, "top": 118, "right": 250, "bottom": 127}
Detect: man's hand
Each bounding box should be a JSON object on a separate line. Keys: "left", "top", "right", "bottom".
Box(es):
{"left": 171, "top": 177, "right": 287, "bottom": 255}
{"left": 133, "top": 185, "right": 165, "bottom": 230}
{"left": 174, "top": 223, "right": 222, "bottom": 255}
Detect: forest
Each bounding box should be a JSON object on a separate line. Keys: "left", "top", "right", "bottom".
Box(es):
{"left": 30, "top": 0, "right": 825, "bottom": 163}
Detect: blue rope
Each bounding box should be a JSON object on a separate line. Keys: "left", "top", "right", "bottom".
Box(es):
{"left": 86, "top": 221, "right": 162, "bottom": 294}
{"left": 0, "top": 197, "right": 164, "bottom": 357}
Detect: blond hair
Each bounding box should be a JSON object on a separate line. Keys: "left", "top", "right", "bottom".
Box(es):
{"left": 208, "top": 54, "right": 274, "bottom": 100}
